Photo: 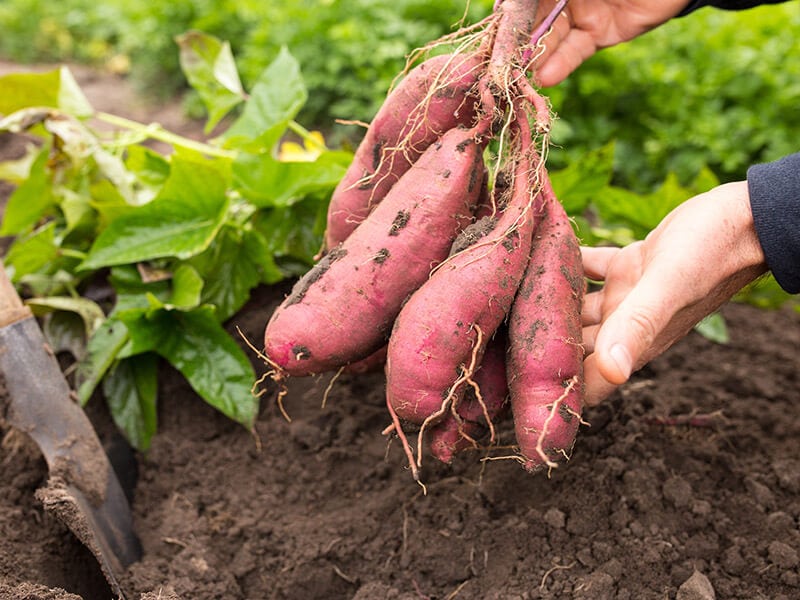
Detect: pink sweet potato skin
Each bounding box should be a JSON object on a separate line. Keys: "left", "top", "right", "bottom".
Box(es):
{"left": 428, "top": 330, "right": 509, "bottom": 463}
{"left": 488, "top": 0, "right": 538, "bottom": 76}
{"left": 385, "top": 150, "right": 537, "bottom": 424}
{"left": 264, "top": 127, "right": 485, "bottom": 376}
{"left": 341, "top": 345, "right": 387, "bottom": 375}
{"left": 507, "top": 177, "right": 584, "bottom": 472}
{"left": 324, "top": 53, "right": 483, "bottom": 249}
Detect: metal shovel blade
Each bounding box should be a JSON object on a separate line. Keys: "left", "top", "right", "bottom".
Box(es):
{"left": 0, "top": 315, "right": 141, "bottom": 597}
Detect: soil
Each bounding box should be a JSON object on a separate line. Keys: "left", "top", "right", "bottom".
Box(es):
{"left": 1, "top": 62, "right": 799, "bottom": 600}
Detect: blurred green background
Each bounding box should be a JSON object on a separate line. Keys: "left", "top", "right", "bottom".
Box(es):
{"left": 2, "top": 0, "right": 798, "bottom": 191}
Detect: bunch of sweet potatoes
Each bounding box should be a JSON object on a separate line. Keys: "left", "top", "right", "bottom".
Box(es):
{"left": 263, "top": 0, "right": 585, "bottom": 478}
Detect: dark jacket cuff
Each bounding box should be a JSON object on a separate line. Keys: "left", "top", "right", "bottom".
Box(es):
{"left": 747, "top": 153, "right": 800, "bottom": 294}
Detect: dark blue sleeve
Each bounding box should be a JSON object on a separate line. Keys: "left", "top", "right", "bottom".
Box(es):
{"left": 679, "top": 0, "right": 791, "bottom": 16}
{"left": 747, "top": 153, "right": 800, "bottom": 294}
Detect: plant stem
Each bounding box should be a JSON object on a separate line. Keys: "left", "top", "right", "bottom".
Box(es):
{"left": 94, "top": 112, "right": 238, "bottom": 159}
{"left": 287, "top": 120, "right": 327, "bottom": 151}
{"left": 523, "top": 0, "right": 569, "bottom": 63}
{"left": 59, "top": 248, "right": 88, "bottom": 260}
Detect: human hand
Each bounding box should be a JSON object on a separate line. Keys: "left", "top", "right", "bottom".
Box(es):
{"left": 580, "top": 181, "right": 768, "bottom": 405}
{"left": 533, "top": 0, "right": 691, "bottom": 86}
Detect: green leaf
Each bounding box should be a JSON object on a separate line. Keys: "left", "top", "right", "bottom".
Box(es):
{"left": 0, "top": 146, "right": 53, "bottom": 235}
{"left": 189, "top": 225, "right": 282, "bottom": 322}
{"left": 89, "top": 179, "right": 137, "bottom": 226}
{"left": 26, "top": 296, "right": 106, "bottom": 338}
{"left": 76, "top": 317, "right": 131, "bottom": 405}
{"left": 109, "top": 265, "right": 172, "bottom": 312}
{"left": 57, "top": 67, "right": 94, "bottom": 117}
{"left": 220, "top": 47, "right": 307, "bottom": 154}
{"left": 169, "top": 264, "right": 204, "bottom": 310}
{"left": 255, "top": 196, "right": 328, "bottom": 268}
{"left": 694, "top": 312, "right": 730, "bottom": 344}
{"left": 550, "top": 142, "right": 615, "bottom": 215}
{"left": 176, "top": 30, "right": 246, "bottom": 134}
{"left": 233, "top": 150, "right": 350, "bottom": 207}
{"left": 61, "top": 187, "right": 98, "bottom": 239}
{"left": 104, "top": 353, "right": 159, "bottom": 451}
{"left": 593, "top": 174, "right": 689, "bottom": 240}
{"left": 124, "top": 145, "right": 171, "bottom": 188}
{"left": 117, "top": 305, "right": 258, "bottom": 428}
{"left": 3, "top": 222, "right": 59, "bottom": 281}
{"left": 42, "top": 311, "right": 88, "bottom": 360}
{"left": 0, "top": 67, "right": 92, "bottom": 117}
{"left": 79, "top": 153, "right": 230, "bottom": 270}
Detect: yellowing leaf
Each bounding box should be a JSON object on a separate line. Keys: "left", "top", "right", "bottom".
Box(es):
{"left": 278, "top": 131, "right": 327, "bottom": 162}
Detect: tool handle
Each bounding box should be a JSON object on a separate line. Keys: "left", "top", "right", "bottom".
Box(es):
{"left": 0, "top": 263, "right": 33, "bottom": 327}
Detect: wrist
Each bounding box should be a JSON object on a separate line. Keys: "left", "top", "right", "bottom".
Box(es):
{"left": 719, "top": 180, "right": 768, "bottom": 274}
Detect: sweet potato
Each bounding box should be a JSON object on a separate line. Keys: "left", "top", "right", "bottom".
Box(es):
{"left": 488, "top": 0, "right": 539, "bottom": 77}
{"left": 428, "top": 329, "right": 509, "bottom": 463}
{"left": 385, "top": 130, "right": 538, "bottom": 428}
{"left": 264, "top": 126, "right": 486, "bottom": 376}
{"left": 506, "top": 175, "right": 584, "bottom": 472}
{"left": 324, "top": 53, "right": 484, "bottom": 249}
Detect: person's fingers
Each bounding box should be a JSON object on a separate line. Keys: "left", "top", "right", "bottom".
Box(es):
{"left": 582, "top": 323, "right": 600, "bottom": 354}
{"left": 582, "top": 353, "right": 619, "bottom": 406}
{"left": 592, "top": 267, "right": 685, "bottom": 385}
{"left": 581, "top": 290, "right": 604, "bottom": 326}
{"left": 580, "top": 245, "right": 618, "bottom": 281}
{"left": 534, "top": 28, "right": 598, "bottom": 87}
{"left": 530, "top": 8, "right": 572, "bottom": 67}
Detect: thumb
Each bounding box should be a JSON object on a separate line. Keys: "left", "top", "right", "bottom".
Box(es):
{"left": 593, "top": 275, "right": 682, "bottom": 386}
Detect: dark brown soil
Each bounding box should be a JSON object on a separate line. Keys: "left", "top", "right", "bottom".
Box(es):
{"left": 1, "top": 63, "right": 799, "bottom": 600}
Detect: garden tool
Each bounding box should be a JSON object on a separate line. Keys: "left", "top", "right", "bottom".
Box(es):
{"left": 0, "top": 263, "right": 141, "bottom": 598}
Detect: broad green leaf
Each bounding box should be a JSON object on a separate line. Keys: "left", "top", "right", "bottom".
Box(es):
{"left": 124, "top": 145, "right": 171, "bottom": 188}
{"left": 550, "top": 142, "right": 615, "bottom": 215}
{"left": 61, "top": 187, "right": 98, "bottom": 239}
{"left": 109, "top": 265, "right": 172, "bottom": 311}
{"left": 26, "top": 296, "right": 106, "bottom": 338}
{"left": 76, "top": 317, "right": 131, "bottom": 404}
{"left": 16, "top": 269, "right": 81, "bottom": 298}
{"left": 255, "top": 196, "right": 328, "bottom": 268}
{"left": 117, "top": 305, "right": 258, "bottom": 428}
{"left": 189, "top": 225, "right": 282, "bottom": 321}
{"left": 0, "top": 67, "right": 92, "bottom": 117}
{"left": 592, "top": 174, "right": 689, "bottom": 241}
{"left": 233, "top": 149, "right": 350, "bottom": 207}
{"left": 57, "top": 67, "right": 94, "bottom": 117}
{"left": 3, "top": 222, "right": 59, "bottom": 281}
{"left": 92, "top": 147, "right": 138, "bottom": 204}
{"left": 79, "top": 154, "right": 230, "bottom": 270}
{"left": 104, "top": 353, "right": 158, "bottom": 451}
{"left": 89, "top": 179, "right": 137, "bottom": 226}
{"left": 0, "top": 147, "right": 54, "bottom": 235}
{"left": 169, "top": 264, "right": 204, "bottom": 310}
{"left": 42, "top": 311, "right": 87, "bottom": 359}
{"left": 220, "top": 47, "right": 307, "bottom": 153}
{"left": 694, "top": 312, "right": 730, "bottom": 344}
{"left": 176, "top": 31, "right": 246, "bottom": 134}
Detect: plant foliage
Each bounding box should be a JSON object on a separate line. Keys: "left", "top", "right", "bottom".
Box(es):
{"left": 0, "top": 36, "right": 351, "bottom": 450}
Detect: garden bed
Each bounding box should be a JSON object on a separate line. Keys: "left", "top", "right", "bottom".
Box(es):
{"left": 1, "top": 63, "right": 798, "bottom": 600}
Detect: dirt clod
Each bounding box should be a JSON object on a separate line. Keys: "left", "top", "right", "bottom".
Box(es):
{"left": 676, "top": 570, "right": 716, "bottom": 600}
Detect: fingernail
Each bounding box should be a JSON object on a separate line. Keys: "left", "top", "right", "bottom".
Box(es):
{"left": 609, "top": 343, "right": 633, "bottom": 381}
